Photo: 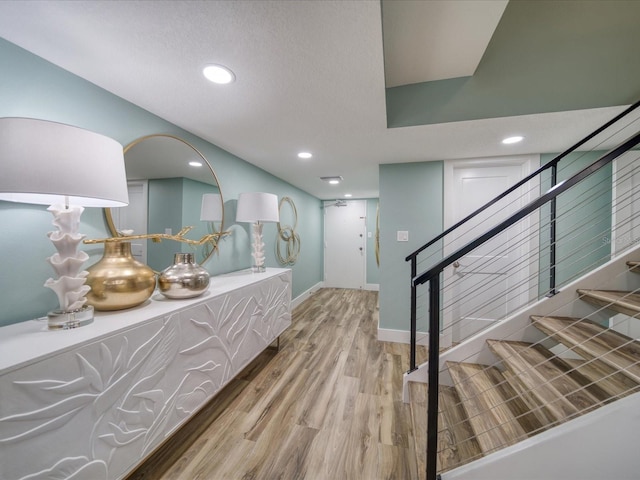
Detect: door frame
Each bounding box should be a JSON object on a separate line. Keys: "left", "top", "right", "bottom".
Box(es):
{"left": 110, "top": 180, "right": 149, "bottom": 263}
{"left": 441, "top": 155, "right": 539, "bottom": 347}
{"left": 323, "top": 199, "right": 367, "bottom": 289}
{"left": 610, "top": 152, "right": 640, "bottom": 338}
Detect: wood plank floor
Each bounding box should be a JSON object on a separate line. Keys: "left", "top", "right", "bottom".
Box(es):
{"left": 127, "top": 288, "right": 427, "bottom": 480}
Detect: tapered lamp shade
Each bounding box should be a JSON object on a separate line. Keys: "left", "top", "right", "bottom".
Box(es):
{"left": 200, "top": 193, "right": 223, "bottom": 221}
{"left": 236, "top": 192, "right": 279, "bottom": 223}
{"left": 236, "top": 192, "right": 279, "bottom": 273}
{"left": 0, "top": 117, "right": 128, "bottom": 329}
{"left": 0, "top": 118, "right": 129, "bottom": 207}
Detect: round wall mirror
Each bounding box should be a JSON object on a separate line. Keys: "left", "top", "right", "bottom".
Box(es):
{"left": 104, "top": 134, "right": 224, "bottom": 272}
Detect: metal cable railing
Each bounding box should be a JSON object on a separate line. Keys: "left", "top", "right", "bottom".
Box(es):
{"left": 409, "top": 112, "right": 640, "bottom": 363}
{"left": 432, "top": 260, "right": 640, "bottom": 474}
{"left": 430, "top": 172, "right": 640, "bottom": 370}
{"left": 435, "top": 278, "right": 640, "bottom": 473}
{"left": 431, "top": 148, "right": 640, "bottom": 363}
{"left": 405, "top": 102, "right": 640, "bottom": 479}
{"left": 436, "top": 157, "right": 629, "bottom": 342}
{"left": 412, "top": 146, "right": 636, "bottom": 364}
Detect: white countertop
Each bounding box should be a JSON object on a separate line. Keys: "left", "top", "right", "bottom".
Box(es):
{"left": 0, "top": 268, "right": 290, "bottom": 374}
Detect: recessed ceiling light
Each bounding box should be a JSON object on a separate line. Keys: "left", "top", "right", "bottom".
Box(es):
{"left": 320, "top": 176, "right": 343, "bottom": 185}
{"left": 502, "top": 135, "right": 524, "bottom": 144}
{"left": 298, "top": 152, "right": 312, "bottom": 159}
{"left": 189, "top": 161, "right": 203, "bottom": 167}
{"left": 344, "top": 193, "right": 352, "bottom": 198}
{"left": 203, "top": 64, "right": 235, "bottom": 84}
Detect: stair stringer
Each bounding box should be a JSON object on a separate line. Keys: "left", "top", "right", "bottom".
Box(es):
{"left": 403, "top": 242, "right": 640, "bottom": 403}
{"left": 440, "top": 390, "right": 640, "bottom": 480}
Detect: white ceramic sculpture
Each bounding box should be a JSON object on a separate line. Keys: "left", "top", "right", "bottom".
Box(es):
{"left": 250, "top": 222, "right": 267, "bottom": 272}
{"left": 43, "top": 205, "right": 93, "bottom": 325}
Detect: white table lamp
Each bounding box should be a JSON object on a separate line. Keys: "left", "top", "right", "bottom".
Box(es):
{"left": 236, "top": 192, "right": 279, "bottom": 272}
{"left": 0, "top": 117, "right": 128, "bottom": 329}
{"left": 200, "top": 193, "right": 223, "bottom": 222}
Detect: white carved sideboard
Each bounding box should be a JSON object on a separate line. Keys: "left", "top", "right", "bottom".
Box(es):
{"left": 0, "top": 268, "right": 291, "bottom": 480}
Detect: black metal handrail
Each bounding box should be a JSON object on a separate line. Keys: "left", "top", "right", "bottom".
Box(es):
{"left": 405, "top": 99, "right": 640, "bottom": 265}
{"left": 416, "top": 132, "right": 640, "bottom": 286}
{"left": 418, "top": 131, "right": 640, "bottom": 480}
{"left": 405, "top": 99, "right": 640, "bottom": 376}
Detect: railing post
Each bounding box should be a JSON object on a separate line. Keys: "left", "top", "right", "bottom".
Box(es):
{"left": 549, "top": 162, "right": 558, "bottom": 296}
{"left": 410, "top": 257, "right": 417, "bottom": 372}
{"left": 426, "top": 274, "right": 441, "bottom": 480}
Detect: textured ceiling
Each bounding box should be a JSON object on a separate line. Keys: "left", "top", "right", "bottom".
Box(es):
{"left": 0, "top": 0, "right": 638, "bottom": 200}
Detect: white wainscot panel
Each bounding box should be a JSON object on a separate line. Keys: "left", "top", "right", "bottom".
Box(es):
{"left": 0, "top": 269, "right": 291, "bottom": 480}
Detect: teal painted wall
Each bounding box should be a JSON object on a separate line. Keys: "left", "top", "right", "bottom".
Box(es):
{"left": 378, "top": 162, "right": 443, "bottom": 331}
{"left": 365, "top": 198, "right": 380, "bottom": 286}
{"left": 385, "top": 1, "right": 640, "bottom": 128}
{"left": 0, "top": 38, "right": 323, "bottom": 327}
{"left": 378, "top": 153, "right": 614, "bottom": 335}
{"left": 141, "top": 177, "right": 217, "bottom": 270}
{"left": 538, "top": 152, "right": 612, "bottom": 295}
{"left": 179, "top": 178, "right": 217, "bottom": 259}
{"left": 147, "top": 178, "right": 184, "bottom": 271}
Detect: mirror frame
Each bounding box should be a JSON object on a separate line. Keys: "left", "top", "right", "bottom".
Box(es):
{"left": 104, "top": 134, "right": 224, "bottom": 268}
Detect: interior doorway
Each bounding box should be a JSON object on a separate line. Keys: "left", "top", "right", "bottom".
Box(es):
{"left": 443, "top": 156, "right": 538, "bottom": 345}
{"left": 323, "top": 199, "right": 367, "bottom": 289}
{"left": 109, "top": 180, "right": 148, "bottom": 263}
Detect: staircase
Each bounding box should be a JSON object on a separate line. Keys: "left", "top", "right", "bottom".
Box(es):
{"left": 408, "top": 257, "right": 640, "bottom": 477}
{"left": 403, "top": 103, "right": 640, "bottom": 479}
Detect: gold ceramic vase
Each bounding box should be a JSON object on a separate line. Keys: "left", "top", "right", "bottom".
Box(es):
{"left": 86, "top": 241, "right": 156, "bottom": 311}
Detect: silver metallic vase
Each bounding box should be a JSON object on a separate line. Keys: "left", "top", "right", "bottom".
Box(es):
{"left": 158, "top": 253, "right": 210, "bottom": 299}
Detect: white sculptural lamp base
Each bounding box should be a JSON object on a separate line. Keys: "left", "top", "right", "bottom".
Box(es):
{"left": 251, "top": 221, "right": 267, "bottom": 273}
{"left": 47, "top": 305, "right": 94, "bottom": 330}
{"left": 44, "top": 204, "right": 94, "bottom": 329}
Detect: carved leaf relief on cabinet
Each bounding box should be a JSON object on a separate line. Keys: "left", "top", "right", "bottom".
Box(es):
{"left": 0, "top": 273, "right": 291, "bottom": 480}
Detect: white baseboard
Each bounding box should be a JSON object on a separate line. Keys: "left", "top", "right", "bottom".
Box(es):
{"left": 292, "top": 281, "right": 324, "bottom": 309}
{"left": 364, "top": 283, "right": 379, "bottom": 291}
{"left": 377, "top": 327, "right": 429, "bottom": 345}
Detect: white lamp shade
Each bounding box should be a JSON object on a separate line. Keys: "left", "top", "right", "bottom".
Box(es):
{"left": 236, "top": 192, "right": 279, "bottom": 223}
{"left": 0, "top": 117, "right": 129, "bottom": 207}
{"left": 200, "top": 193, "right": 223, "bottom": 221}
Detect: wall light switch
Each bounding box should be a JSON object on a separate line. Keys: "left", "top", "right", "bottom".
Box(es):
{"left": 368, "top": 232, "right": 372, "bottom": 238}
{"left": 165, "top": 228, "right": 172, "bottom": 235}
{"left": 397, "top": 230, "right": 409, "bottom": 242}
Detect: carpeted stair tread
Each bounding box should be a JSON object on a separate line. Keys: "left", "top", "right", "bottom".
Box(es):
{"left": 577, "top": 289, "right": 640, "bottom": 317}
{"left": 487, "top": 340, "right": 604, "bottom": 425}
{"left": 446, "top": 361, "right": 528, "bottom": 455}
{"left": 531, "top": 315, "right": 640, "bottom": 383}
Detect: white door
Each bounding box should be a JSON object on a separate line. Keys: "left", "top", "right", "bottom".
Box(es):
{"left": 610, "top": 151, "right": 640, "bottom": 338}
{"left": 612, "top": 151, "right": 640, "bottom": 255}
{"left": 324, "top": 200, "right": 366, "bottom": 289}
{"left": 443, "top": 157, "right": 537, "bottom": 344}
{"left": 110, "top": 180, "right": 148, "bottom": 263}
